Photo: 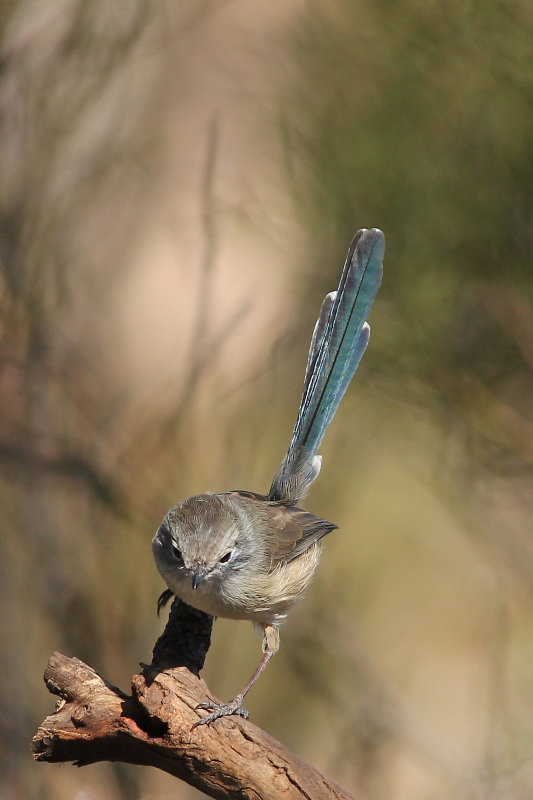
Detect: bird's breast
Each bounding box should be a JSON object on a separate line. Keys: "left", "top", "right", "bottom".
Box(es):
{"left": 160, "top": 544, "right": 322, "bottom": 625}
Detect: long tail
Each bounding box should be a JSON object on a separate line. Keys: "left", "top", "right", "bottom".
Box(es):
{"left": 268, "top": 228, "right": 385, "bottom": 504}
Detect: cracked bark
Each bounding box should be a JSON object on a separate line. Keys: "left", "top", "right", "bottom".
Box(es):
{"left": 31, "top": 598, "right": 355, "bottom": 800}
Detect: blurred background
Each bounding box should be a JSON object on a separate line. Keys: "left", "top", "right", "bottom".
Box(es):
{"left": 1, "top": 1, "right": 533, "bottom": 798}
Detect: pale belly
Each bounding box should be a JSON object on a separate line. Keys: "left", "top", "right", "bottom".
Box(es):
{"left": 163, "top": 574, "right": 287, "bottom": 627}
{"left": 159, "top": 545, "right": 322, "bottom": 626}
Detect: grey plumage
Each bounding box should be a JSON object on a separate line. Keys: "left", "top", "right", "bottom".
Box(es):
{"left": 153, "top": 490, "right": 335, "bottom": 624}
{"left": 152, "top": 227, "right": 385, "bottom": 725}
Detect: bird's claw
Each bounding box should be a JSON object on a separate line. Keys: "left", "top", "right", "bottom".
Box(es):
{"left": 192, "top": 699, "right": 250, "bottom": 728}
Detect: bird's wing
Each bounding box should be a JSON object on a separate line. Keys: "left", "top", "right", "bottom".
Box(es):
{"left": 226, "top": 490, "right": 337, "bottom": 569}
{"left": 264, "top": 503, "right": 338, "bottom": 566}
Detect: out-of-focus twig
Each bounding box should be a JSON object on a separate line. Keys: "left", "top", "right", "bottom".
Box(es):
{"left": 132, "top": 114, "right": 250, "bottom": 465}
{"left": 0, "top": 441, "right": 127, "bottom": 514}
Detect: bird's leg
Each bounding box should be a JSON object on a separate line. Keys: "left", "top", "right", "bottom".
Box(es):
{"left": 192, "top": 624, "right": 279, "bottom": 728}
{"left": 193, "top": 651, "right": 273, "bottom": 726}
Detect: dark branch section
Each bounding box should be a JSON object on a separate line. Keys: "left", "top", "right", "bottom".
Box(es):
{"left": 151, "top": 596, "right": 213, "bottom": 674}
{"left": 31, "top": 601, "right": 356, "bottom": 800}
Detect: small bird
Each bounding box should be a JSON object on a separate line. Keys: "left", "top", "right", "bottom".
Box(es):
{"left": 153, "top": 227, "right": 385, "bottom": 726}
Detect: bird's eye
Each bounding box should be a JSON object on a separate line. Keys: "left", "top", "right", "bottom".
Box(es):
{"left": 219, "top": 551, "right": 232, "bottom": 564}
{"left": 172, "top": 544, "right": 182, "bottom": 562}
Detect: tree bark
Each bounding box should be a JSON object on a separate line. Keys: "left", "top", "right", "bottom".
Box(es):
{"left": 31, "top": 599, "right": 355, "bottom": 800}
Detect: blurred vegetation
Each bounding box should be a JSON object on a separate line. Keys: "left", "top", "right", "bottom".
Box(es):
{"left": 279, "top": 2, "right": 533, "bottom": 798}
{"left": 284, "top": 0, "right": 533, "bottom": 460}
{"left": 1, "top": 1, "right": 533, "bottom": 799}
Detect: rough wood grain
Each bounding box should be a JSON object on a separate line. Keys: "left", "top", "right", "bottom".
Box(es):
{"left": 31, "top": 599, "right": 355, "bottom": 800}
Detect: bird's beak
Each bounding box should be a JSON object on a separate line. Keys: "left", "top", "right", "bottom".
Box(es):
{"left": 191, "top": 568, "right": 204, "bottom": 590}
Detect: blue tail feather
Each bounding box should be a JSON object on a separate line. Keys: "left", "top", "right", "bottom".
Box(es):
{"left": 269, "top": 228, "right": 384, "bottom": 503}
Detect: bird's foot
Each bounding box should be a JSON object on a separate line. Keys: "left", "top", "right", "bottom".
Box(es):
{"left": 192, "top": 697, "right": 249, "bottom": 728}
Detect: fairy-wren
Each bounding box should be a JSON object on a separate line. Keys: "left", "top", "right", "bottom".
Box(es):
{"left": 152, "top": 227, "right": 385, "bottom": 725}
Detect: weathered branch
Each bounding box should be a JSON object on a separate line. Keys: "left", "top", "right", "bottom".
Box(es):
{"left": 31, "top": 599, "right": 355, "bottom": 800}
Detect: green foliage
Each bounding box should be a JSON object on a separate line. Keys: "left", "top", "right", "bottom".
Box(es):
{"left": 283, "top": 0, "right": 533, "bottom": 476}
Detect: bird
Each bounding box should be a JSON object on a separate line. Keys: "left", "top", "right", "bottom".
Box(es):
{"left": 152, "top": 227, "right": 385, "bottom": 726}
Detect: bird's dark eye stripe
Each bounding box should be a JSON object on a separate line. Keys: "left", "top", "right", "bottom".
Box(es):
{"left": 172, "top": 544, "right": 182, "bottom": 561}
{"left": 219, "top": 551, "right": 232, "bottom": 563}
